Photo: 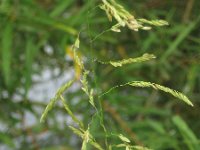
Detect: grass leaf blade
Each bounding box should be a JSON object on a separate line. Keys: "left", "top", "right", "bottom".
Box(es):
{"left": 172, "top": 115, "right": 199, "bottom": 150}
{"left": 1, "top": 23, "right": 13, "bottom": 88}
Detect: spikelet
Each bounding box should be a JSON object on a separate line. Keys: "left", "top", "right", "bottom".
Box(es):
{"left": 40, "top": 79, "right": 74, "bottom": 123}
{"left": 81, "top": 70, "right": 95, "bottom": 107}
{"left": 100, "top": 81, "right": 193, "bottom": 106}
{"left": 112, "top": 133, "right": 152, "bottom": 150}
{"left": 40, "top": 97, "right": 57, "bottom": 123}
{"left": 98, "top": 53, "right": 156, "bottom": 67}
{"left": 131, "top": 145, "right": 152, "bottom": 150}
{"left": 60, "top": 95, "right": 84, "bottom": 128}
{"left": 72, "top": 36, "right": 96, "bottom": 107}
{"left": 73, "top": 36, "right": 84, "bottom": 70}
{"left": 118, "top": 134, "right": 131, "bottom": 143}
{"left": 128, "top": 81, "right": 193, "bottom": 106}
{"left": 69, "top": 126, "right": 84, "bottom": 137}
{"left": 69, "top": 126, "right": 103, "bottom": 150}
{"left": 109, "top": 53, "right": 156, "bottom": 67}
{"left": 138, "top": 19, "right": 169, "bottom": 26}
{"left": 65, "top": 45, "right": 82, "bottom": 80}
{"left": 100, "top": 0, "right": 140, "bottom": 31}
{"left": 100, "top": 0, "right": 168, "bottom": 32}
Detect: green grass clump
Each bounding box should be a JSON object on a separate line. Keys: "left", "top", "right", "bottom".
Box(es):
{"left": 40, "top": 0, "right": 194, "bottom": 149}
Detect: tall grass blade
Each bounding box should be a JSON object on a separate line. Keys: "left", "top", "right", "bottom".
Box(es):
{"left": 172, "top": 115, "right": 199, "bottom": 150}
{"left": 25, "top": 38, "right": 39, "bottom": 95}
{"left": 161, "top": 16, "right": 200, "bottom": 63}
{"left": 50, "top": 0, "right": 74, "bottom": 17}
{"left": 1, "top": 23, "right": 13, "bottom": 88}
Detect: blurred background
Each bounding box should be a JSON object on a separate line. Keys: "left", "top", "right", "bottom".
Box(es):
{"left": 0, "top": 0, "right": 200, "bottom": 149}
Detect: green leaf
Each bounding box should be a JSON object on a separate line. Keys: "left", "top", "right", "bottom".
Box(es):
{"left": 161, "top": 16, "right": 200, "bottom": 63}
{"left": 0, "top": 132, "right": 14, "bottom": 147}
{"left": 25, "top": 38, "right": 39, "bottom": 95}
{"left": 50, "top": 0, "right": 74, "bottom": 17}
{"left": 148, "top": 120, "right": 166, "bottom": 134}
{"left": 1, "top": 23, "right": 13, "bottom": 88}
{"left": 172, "top": 115, "right": 199, "bottom": 150}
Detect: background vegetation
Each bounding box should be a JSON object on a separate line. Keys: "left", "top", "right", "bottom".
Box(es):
{"left": 0, "top": 0, "right": 200, "bottom": 149}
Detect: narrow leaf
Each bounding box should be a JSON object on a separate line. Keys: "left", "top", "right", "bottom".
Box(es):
{"left": 50, "top": 0, "right": 74, "bottom": 17}
{"left": 161, "top": 16, "right": 200, "bottom": 62}
{"left": 25, "top": 38, "right": 38, "bottom": 95}
{"left": 172, "top": 115, "right": 199, "bottom": 150}
{"left": 1, "top": 23, "right": 13, "bottom": 88}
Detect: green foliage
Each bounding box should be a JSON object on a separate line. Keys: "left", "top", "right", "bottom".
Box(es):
{"left": 1, "top": 22, "right": 12, "bottom": 88}
{"left": 40, "top": 0, "right": 194, "bottom": 149}
{"left": 172, "top": 116, "right": 200, "bottom": 150}
{"left": 0, "top": 0, "right": 199, "bottom": 149}
{"left": 160, "top": 16, "right": 200, "bottom": 63}
{"left": 25, "top": 38, "right": 39, "bottom": 95}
